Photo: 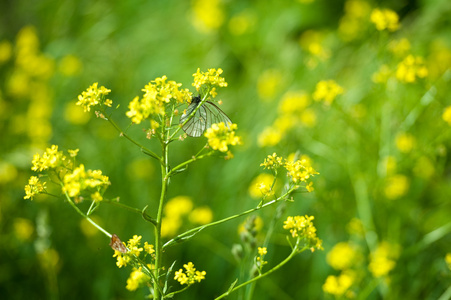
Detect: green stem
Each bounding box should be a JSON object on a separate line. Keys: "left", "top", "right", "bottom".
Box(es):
{"left": 103, "top": 110, "right": 160, "bottom": 161}
{"left": 154, "top": 122, "right": 170, "bottom": 299}
{"left": 214, "top": 241, "right": 305, "bottom": 300}
{"left": 163, "top": 188, "right": 296, "bottom": 249}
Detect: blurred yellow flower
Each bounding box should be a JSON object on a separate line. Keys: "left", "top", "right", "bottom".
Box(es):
{"left": 191, "top": 0, "right": 224, "bottom": 33}
{"left": 300, "top": 108, "right": 317, "bottom": 127}
{"left": 372, "top": 64, "right": 391, "bottom": 84}
{"left": 59, "top": 54, "right": 82, "bottom": 76}
{"left": 13, "top": 218, "right": 34, "bottom": 241}
{"left": 257, "top": 69, "right": 282, "bottom": 101}
{"left": 413, "top": 156, "right": 435, "bottom": 179}
{"left": 80, "top": 216, "right": 102, "bottom": 237}
{"left": 228, "top": 11, "right": 255, "bottom": 35}
{"left": 388, "top": 38, "right": 411, "bottom": 57}
{"left": 346, "top": 218, "right": 365, "bottom": 236}
{"left": 278, "top": 91, "right": 310, "bottom": 114}
{"left": 189, "top": 206, "right": 213, "bottom": 224}
{"left": 446, "top": 253, "right": 451, "bottom": 271}
{"left": 161, "top": 217, "right": 182, "bottom": 238}
{"left": 442, "top": 106, "right": 451, "bottom": 125}
{"left": 384, "top": 174, "right": 409, "bottom": 199}
{"left": 380, "top": 155, "right": 397, "bottom": 176}
{"left": 313, "top": 80, "right": 344, "bottom": 105}
{"left": 0, "top": 40, "right": 12, "bottom": 63}
{"left": 249, "top": 173, "right": 276, "bottom": 198}
{"left": 368, "top": 241, "right": 399, "bottom": 278}
{"left": 165, "top": 196, "right": 193, "bottom": 217}
{"left": 31, "top": 145, "right": 66, "bottom": 172}
{"left": 0, "top": 161, "right": 18, "bottom": 183}
{"left": 370, "top": 8, "right": 400, "bottom": 32}
{"left": 396, "top": 55, "right": 428, "bottom": 83}
{"left": 126, "top": 267, "right": 149, "bottom": 291}
{"left": 322, "top": 270, "right": 355, "bottom": 296}
{"left": 258, "top": 126, "right": 282, "bottom": 147}
{"left": 62, "top": 164, "right": 110, "bottom": 202}
{"left": 64, "top": 100, "right": 91, "bottom": 125}
{"left": 338, "top": 0, "right": 371, "bottom": 41}
{"left": 327, "top": 242, "right": 360, "bottom": 270}
{"left": 204, "top": 122, "right": 241, "bottom": 153}
{"left": 395, "top": 132, "right": 416, "bottom": 153}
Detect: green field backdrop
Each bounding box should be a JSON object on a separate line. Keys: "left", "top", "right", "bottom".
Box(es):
{"left": 1, "top": 0, "right": 451, "bottom": 299}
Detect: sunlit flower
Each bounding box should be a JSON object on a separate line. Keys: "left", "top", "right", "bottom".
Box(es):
{"left": 283, "top": 215, "right": 323, "bottom": 251}
{"left": 260, "top": 153, "right": 284, "bottom": 170}
{"left": 31, "top": 145, "right": 66, "bottom": 172}
{"left": 338, "top": 0, "right": 372, "bottom": 41}
{"left": 76, "top": 82, "right": 112, "bottom": 112}
{"left": 248, "top": 173, "right": 276, "bottom": 198}
{"left": 370, "top": 8, "right": 400, "bottom": 32}
{"left": 204, "top": 122, "right": 241, "bottom": 153}
{"left": 62, "top": 164, "right": 110, "bottom": 202}
{"left": 165, "top": 196, "right": 193, "bottom": 217}
{"left": 278, "top": 91, "right": 310, "bottom": 114}
{"left": 174, "top": 262, "right": 206, "bottom": 285}
{"left": 284, "top": 155, "right": 319, "bottom": 186}
{"left": 192, "top": 68, "right": 228, "bottom": 91}
{"left": 388, "top": 38, "right": 411, "bottom": 57}
{"left": 313, "top": 80, "right": 344, "bottom": 105}
{"left": 396, "top": 55, "right": 428, "bottom": 83}
{"left": 24, "top": 176, "right": 46, "bottom": 200}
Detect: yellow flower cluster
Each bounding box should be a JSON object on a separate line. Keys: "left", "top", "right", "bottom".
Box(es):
{"left": 204, "top": 122, "right": 241, "bottom": 153}
{"left": 283, "top": 215, "right": 323, "bottom": 251}
{"left": 313, "top": 80, "right": 344, "bottom": 105}
{"left": 113, "top": 235, "right": 155, "bottom": 268}
{"left": 248, "top": 173, "right": 277, "bottom": 198}
{"left": 370, "top": 8, "right": 400, "bottom": 32}
{"left": 191, "top": 0, "right": 225, "bottom": 33}
{"left": 126, "top": 267, "right": 150, "bottom": 291}
{"left": 161, "top": 196, "right": 213, "bottom": 238}
{"left": 338, "top": 0, "right": 371, "bottom": 41}
{"left": 24, "top": 176, "right": 46, "bottom": 200}
{"left": 192, "top": 68, "right": 228, "bottom": 91}
{"left": 62, "top": 164, "right": 110, "bottom": 202}
{"left": 174, "top": 262, "right": 206, "bottom": 285}
{"left": 327, "top": 242, "right": 361, "bottom": 270}
{"left": 384, "top": 174, "right": 409, "bottom": 199}
{"left": 322, "top": 270, "right": 356, "bottom": 296}
{"left": 260, "top": 152, "right": 284, "bottom": 170}
{"left": 256, "top": 246, "right": 268, "bottom": 269}
{"left": 368, "top": 241, "right": 399, "bottom": 278}
{"left": 396, "top": 55, "right": 428, "bottom": 83}
{"left": 126, "top": 76, "right": 191, "bottom": 124}
{"left": 76, "top": 82, "right": 112, "bottom": 112}
{"left": 31, "top": 145, "right": 66, "bottom": 172}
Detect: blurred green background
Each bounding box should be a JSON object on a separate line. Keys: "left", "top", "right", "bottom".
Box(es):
{"left": 2, "top": 0, "right": 451, "bottom": 299}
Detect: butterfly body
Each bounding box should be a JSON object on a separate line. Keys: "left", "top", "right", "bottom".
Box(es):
{"left": 180, "top": 95, "right": 232, "bottom": 137}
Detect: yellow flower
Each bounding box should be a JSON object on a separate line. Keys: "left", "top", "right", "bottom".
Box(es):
{"left": 59, "top": 54, "right": 82, "bottom": 76}
{"left": 388, "top": 38, "right": 411, "bottom": 57}
{"left": 313, "top": 80, "right": 344, "bottom": 105}
{"left": 165, "top": 196, "right": 193, "bottom": 217}
{"left": 327, "top": 242, "right": 360, "bottom": 270}
{"left": 338, "top": 0, "right": 371, "bottom": 41}
{"left": 192, "top": 68, "right": 227, "bottom": 91}
{"left": 191, "top": 0, "right": 224, "bottom": 33}
{"left": 189, "top": 206, "right": 213, "bottom": 224}
{"left": 31, "top": 145, "right": 66, "bottom": 172}
{"left": 204, "top": 122, "right": 241, "bottom": 153}
{"left": 257, "top": 126, "right": 282, "bottom": 147}
{"left": 284, "top": 155, "right": 319, "bottom": 186}
{"left": 370, "top": 8, "right": 400, "bottom": 32}
{"left": 144, "top": 242, "right": 155, "bottom": 255}
{"left": 442, "top": 106, "right": 451, "bottom": 125}
{"left": 257, "top": 69, "right": 282, "bottom": 101}
{"left": 372, "top": 64, "right": 392, "bottom": 84}
{"left": 228, "top": 11, "right": 256, "bottom": 36}
{"left": 126, "top": 267, "right": 150, "bottom": 291}
{"left": 413, "top": 156, "right": 435, "bottom": 179}
{"left": 13, "top": 218, "right": 34, "bottom": 241}
{"left": 76, "top": 82, "right": 112, "bottom": 112}
{"left": 258, "top": 247, "right": 267, "bottom": 256}
{"left": 283, "top": 215, "right": 323, "bottom": 251}
{"left": 248, "top": 173, "right": 277, "bottom": 199}
{"left": 174, "top": 262, "right": 206, "bottom": 285}
{"left": 384, "top": 174, "right": 409, "bottom": 199}
{"left": 0, "top": 40, "right": 12, "bottom": 63}
{"left": 368, "top": 242, "right": 399, "bottom": 277}
{"left": 24, "top": 176, "right": 46, "bottom": 200}
{"left": 260, "top": 153, "right": 284, "bottom": 170}
{"left": 396, "top": 55, "right": 428, "bottom": 83}
{"left": 322, "top": 270, "right": 355, "bottom": 296}
{"left": 445, "top": 253, "right": 451, "bottom": 271}
{"left": 395, "top": 132, "right": 416, "bottom": 153}
{"left": 62, "top": 164, "right": 110, "bottom": 202}
{"left": 278, "top": 91, "right": 310, "bottom": 114}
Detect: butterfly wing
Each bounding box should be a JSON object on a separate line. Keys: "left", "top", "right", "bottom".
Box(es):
{"left": 180, "top": 98, "right": 232, "bottom": 137}
{"left": 203, "top": 101, "right": 232, "bottom": 129}
{"left": 180, "top": 101, "right": 208, "bottom": 137}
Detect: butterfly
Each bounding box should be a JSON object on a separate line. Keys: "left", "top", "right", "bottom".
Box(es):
{"left": 180, "top": 95, "right": 232, "bottom": 137}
